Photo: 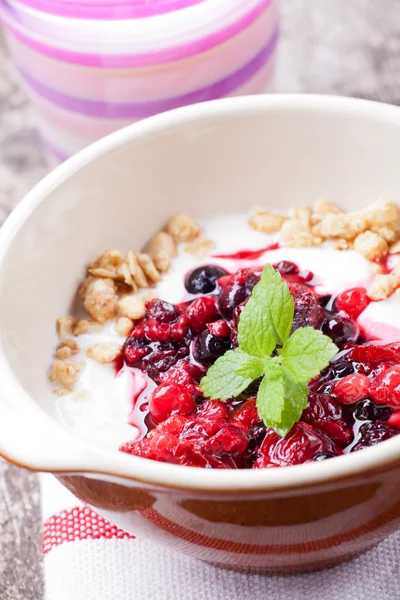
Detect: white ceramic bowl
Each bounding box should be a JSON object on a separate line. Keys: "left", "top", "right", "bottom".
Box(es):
{"left": 2, "top": 95, "right": 400, "bottom": 573}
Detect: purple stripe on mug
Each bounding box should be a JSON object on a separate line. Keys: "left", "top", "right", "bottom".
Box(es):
{"left": 19, "top": 29, "right": 278, "bottom": 119}
{"left": 29, "top": 59, "right": 274, "bottom": 143}
{"left": 12, "top": 0, "right": 206, "bottom": 20}
{"left": 1, "top": 0, "right": 272, "bottom": 67}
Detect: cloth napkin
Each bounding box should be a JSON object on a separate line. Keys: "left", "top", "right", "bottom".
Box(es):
{"left": 41, "top": 474, "right": 400, "bottom": 600}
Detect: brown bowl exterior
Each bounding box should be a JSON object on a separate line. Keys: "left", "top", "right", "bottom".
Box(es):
{"left": 58, "top": 460, "right": 400, "bottom": 574}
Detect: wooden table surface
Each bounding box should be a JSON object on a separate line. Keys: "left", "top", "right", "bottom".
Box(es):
{"left": 1, "top": 0, "right": 400, "bottom": 597}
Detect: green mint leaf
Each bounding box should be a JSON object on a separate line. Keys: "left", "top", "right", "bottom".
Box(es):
{"left": 279, "top": 327, "right": 338, "bottom": 383}
{"left": 260, "top": 264, "right": 295, "bottom": 345}
{"left": 200, "top": 348, "right": 255, "bottom": 401}
{"left": 238, "top": 264, "right": 294, "bottom": 357}
{"left": 234, "top": 356, "right": 265, "bottom": 380}
{"left": 256, "top": 365, "right": 308, "bottom": 437}
{"left": 275, "top": 377, "right": 309, "bottom": 437}
{"left": 256, "top": 360, "right": 285, "bottom": 425}
{"left": 237, "top": 293, "right": 277, "bottom": 359}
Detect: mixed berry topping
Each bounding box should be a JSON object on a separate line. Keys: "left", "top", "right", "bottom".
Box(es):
{"left": 119, "top": 260, "right": 400, "bottom": 468}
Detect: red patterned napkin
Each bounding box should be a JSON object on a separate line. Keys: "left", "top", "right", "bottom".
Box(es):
{"left": 41, "top": 474, "right": 400, "bottom": 600}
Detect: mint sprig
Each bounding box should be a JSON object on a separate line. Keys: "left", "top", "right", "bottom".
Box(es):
{"left": 199, "top": 264, "right": 338, "bottom": 437}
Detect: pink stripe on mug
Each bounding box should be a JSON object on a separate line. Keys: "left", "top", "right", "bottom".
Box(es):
{"left": 0, "top": 0, "right": 271, "bottom": 67}
{"left": 6, "top": 2, "right": 277, "bottom": 102}
{"left": 6, "top": 0, "right": 262, "bottom": 48}
{"left": 12, "top": 0, "right": 206, "bottom": 20}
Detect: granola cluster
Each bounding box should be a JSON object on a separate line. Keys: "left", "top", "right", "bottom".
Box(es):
{"left": 249, "top": 199, "right": 400, "bottom": 301}
{"left": 49, "top": 338, "right": 83, "bottom": 395}
{"left": 49, "top": 214, "right": 207, "bottom": 395}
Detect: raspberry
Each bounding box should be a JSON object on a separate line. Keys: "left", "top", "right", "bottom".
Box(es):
{"left": 160, "top": 360, "right": 203, "bottom": 387}
{"left": 123, "top": 345, "right": 150, "bottom": 364}
{"left": 369, "top": 366, "right": 400, "bottom": 407}
{"left": 334, "top": 374, "right": 370, "bottom": 404}
{"left": 123, "top": 315, "right": 192, "bottom": 383}
{"left": 170, "top": 317, "right": 189, "bottom": 341}
{"left": 335, "top": 287, "right": 370, "bottom": 320}
{"left": 146, "top": 299, "right": 179, "bottom": 323}
{"left": 145, "top": 319, "right": 171, "bottom": 342}
{"left": 149, "top": 382, "right": 195, "bottom": 423}
{"left": 351, "top": 421, "right": 398, "bottom": 452}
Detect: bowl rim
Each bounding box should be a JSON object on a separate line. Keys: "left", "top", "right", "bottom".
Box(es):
{"left": 2, "top": 93, "right": 400, "bottom": 493}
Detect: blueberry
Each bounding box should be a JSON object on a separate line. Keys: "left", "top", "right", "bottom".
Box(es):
{"left": 185, "top": 265, "right": 228, "bottom": 295}
{"left": 354, "top": 398, "right": 376, "bottom": 421}
{"left": 333, "top": 361, "right": 354, "bottom": 378}
{"left": 229, "top": 397, "right": 246, "bottom": 410}
{"left": 312, "top": 451, "right": 336, "bottom": 461}
{"left": 249, "top": 422, "right": 266, "bottom": 447}
{"left": 318, "top": 295, "right": 337, "bottom": 313}
{"left": 354, "top": 398, "right": 392, "bottom": 422}
{"left": 193, "top": 330, "right": 231, "bottom": 365}
{"left": 322, "top": 316, "right": 359, "bottom": 346}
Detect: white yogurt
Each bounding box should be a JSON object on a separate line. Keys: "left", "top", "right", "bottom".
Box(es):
{"left": 48, "top": 210, "right": 400, "bottom": 447}
{"left": 53, "top": 321, "right": 155, "bottom": 449}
